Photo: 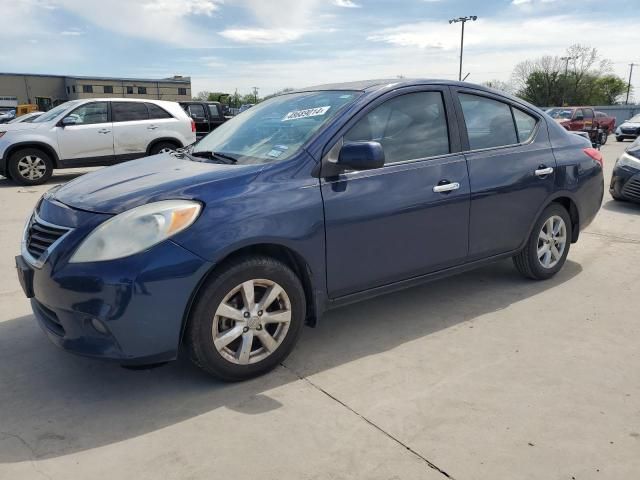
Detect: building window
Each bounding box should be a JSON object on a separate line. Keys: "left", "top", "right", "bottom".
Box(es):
{"left": 66, "top": 86, "right": 70, "bottom": 94}
{"left": 138, "top": 87, "right": 147, "bottom": 94}
{"left": 178, "top": 88, "right": 187, "bottom": 96}
{"left": 72, "top": 85, "right": 76, "bottom": 93}
{"left": 82, "top": 85, "right": 93, "bottom": 93}
{"left": 126, "top": 86, "right": 134, "bottom": 94}
{"left": 104, "top": 85, "right": 114, "bottom": 94}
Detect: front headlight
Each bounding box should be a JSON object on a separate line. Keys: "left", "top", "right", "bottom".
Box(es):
{"left": 69, "top": 200, "right": 201, "bottom": 263}
{"left": 617, "top": 152, "right": 640, "bottom": 170}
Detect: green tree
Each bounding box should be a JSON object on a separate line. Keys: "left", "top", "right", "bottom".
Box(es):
{"left": 592, "top": 75, "right": 630, "bottom": 105}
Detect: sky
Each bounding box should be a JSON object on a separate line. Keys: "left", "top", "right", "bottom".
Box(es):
{"left": 1, "top": 0, "right": 638, "bottom": 98}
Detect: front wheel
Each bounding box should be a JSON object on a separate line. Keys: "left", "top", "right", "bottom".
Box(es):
{"left": 8, "top": 148, "right": 53, "bottom": 185}
{"left": 616, "top": 136, "right": 623, "bottom": 142}
{"left": 185, "top": 256, "right": 305, "bottom": 381}
{"left": 513, "top": 204, "right": 572, "bottom": 280}
{"left": 599, "top": 131, "right": 608, "bottom": 145}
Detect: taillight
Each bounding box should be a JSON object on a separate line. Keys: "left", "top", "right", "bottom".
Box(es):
{"left": 583, "top": 147, "right": 603, "bottom": 167}
{"left": 191, "top": 119, "right": 196, "bottom": 133}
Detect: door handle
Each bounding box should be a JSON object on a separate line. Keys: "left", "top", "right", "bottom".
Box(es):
{"left": 433, "top": 182, "right": 460, "bottom": 193}
{"left": 97, "top": 129, "right": 111, "bottom": 134}
{"left": 147, "top": 125, "right": 159, "bottom": 130}
{"left": 535, "top": 167, "right": 554, "bottom": 177}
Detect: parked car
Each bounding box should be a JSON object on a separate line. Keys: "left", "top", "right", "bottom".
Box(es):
{"left": 546, "top": 107, "right": 615, "bottom": 144}
{"left": 16, "top": 80, "right": 604, "bottom": 380}
{"left": 6, "top": 111, "right": 43, "bottom": 124}
{"left": 610, "top": 137, "right": 640, "bottom": 202}
{"left": 238, "top": 103, "right": 254, "bottom": 113}
{"left": 615, "top": 114, "right": 640, "bottom": 142}
{"left": 0, "top": 107, "right": 16, "bottom": 124}
{"left": 179, "top": 101, "right": 229, "bottom": 140}
{"left": 0, "top": 98, "right": 196, "bottom": 185}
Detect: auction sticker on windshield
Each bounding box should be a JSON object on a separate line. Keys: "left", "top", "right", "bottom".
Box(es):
{"left": 282, "top": 106, "right": 330, "bottom": 121}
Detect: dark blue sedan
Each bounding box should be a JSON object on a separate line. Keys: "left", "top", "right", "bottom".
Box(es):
{"left": 16, "top": 80, "right": 604, "bottom": 380}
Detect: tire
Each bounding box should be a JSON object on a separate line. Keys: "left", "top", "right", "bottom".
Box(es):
{"left": 185, "top": 256, "right": 305, "bottom": 381}
{"left": 599, "top": 131, "right": 608, "bottom": 145}
{"left": 616, "top": 136, "right": 623, "bottom": 142}
{"left": 513, "top": 203, "right": 572, "bottom": 280}
{"left": 149, "top": 141, "right": 178, "bottom": 155}
{"left": 8, "top": 148, "right": 53, "bottom": 185}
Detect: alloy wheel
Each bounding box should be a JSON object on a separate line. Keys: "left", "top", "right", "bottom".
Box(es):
{"left": 537, "top": 215, "right": 567, "bottom": 269}
{"left": 212, "top": 279, "right": 292, "bottom": 365}
{"left": 17, "top": 155, "right": 46, "bottom": 180}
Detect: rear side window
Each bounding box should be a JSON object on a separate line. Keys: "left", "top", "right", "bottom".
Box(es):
{"left": 112, "top": 102, "right": 149, "bottom": 122}
{"left": 146, "top": 103, "right": 172, "bottom": 119}
{"left": 512, "top": 108, "right": 537, "bottom": 142}
{"left": 459, "top": 93, "right": 518, "bottom": 150}
{"left": 208, "top": 104, "right": 221, "bottom": 119}
{"left": 344, "top": 91, "right": 450, "bottom": 164}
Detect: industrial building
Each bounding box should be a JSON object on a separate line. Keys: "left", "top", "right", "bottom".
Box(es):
{"left": 0, "top": 73, "right": 192, "bottom": 111}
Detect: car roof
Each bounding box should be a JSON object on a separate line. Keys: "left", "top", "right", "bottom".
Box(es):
{"left": 76, "top": 98, "right": 176, "bottom": 106}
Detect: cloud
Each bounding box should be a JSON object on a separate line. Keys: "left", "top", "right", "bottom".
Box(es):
{"left": 332, "top": 0, "right": 361, "bottom": 7}
{"left": 60, "top": 28, "right": 86, "bottom": 36}
{"left": 219, "top": 28, "right": 305, "bottom": 44}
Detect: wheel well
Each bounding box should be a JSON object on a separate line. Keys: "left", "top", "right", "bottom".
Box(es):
{"left": 185, "top": 244, "right": 317, "bottom": 334}
{"left": 147, "top": 138, "right": 182, "bottom": 154}
{"left": 6, "top": 143, "right": 59, "bottom": 168}
{"left": 552, "top": 197, "right": 580, "bottom": 242}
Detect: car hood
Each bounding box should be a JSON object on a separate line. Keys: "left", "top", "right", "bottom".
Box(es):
{"left": 620, "top": 122, "right": 640, "bottom": 128}
{"left": 0, "top": 121, "right": 46, "bottom": 132}
{"left": 53, "top": 153, "right": 264, "bottom": 214}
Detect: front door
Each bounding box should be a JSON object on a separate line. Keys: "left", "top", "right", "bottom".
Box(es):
{"left": 56, "top": 101, "right": 114, "bottom": 162}
{"left": 322, "top": 89, "right": 470, "bottom": 298}
{"left": 452, "top": 89, "right": 556, "bottom": 260}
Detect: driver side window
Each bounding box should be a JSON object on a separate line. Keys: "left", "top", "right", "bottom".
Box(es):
{"left": 344, "top": 91, "right": 450, "bottom": 164}
{"left": 66, "top": 102, "right": 109, "bottom": 125}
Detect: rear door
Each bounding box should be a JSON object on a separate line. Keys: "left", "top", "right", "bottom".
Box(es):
{"left": 112, "top": 101, "right": 152, "bottom": 160}
{"left": 322, "top": 87, "right": 470, "bottom": 298}
{"left": 186, "top": 104, "right": 209, "bottom": 138}
{"left": 452, "top": 88, "right": 556, "bottom": 260}
{"left": 56, "top": 101, "right": 114, "bottom": 163}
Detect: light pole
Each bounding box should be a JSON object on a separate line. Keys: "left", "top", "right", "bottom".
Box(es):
{"left": 252, "top": 86, "right": 259, "bottom": 104}
{"left": 449, "top": 16, "right": 477, "bottom": 82}
{"left": 626, "top": 63, "right": 636, "bottom": 105}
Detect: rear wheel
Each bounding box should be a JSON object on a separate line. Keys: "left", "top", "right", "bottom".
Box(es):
{"left": 599, "top": 131, "right": 608, "bottom": 145}
{"left": 8, "top": 148, "right": 53, "bottom": 185}
{"left": 185, "top": 256, "right": 305, "bottom": 381}
{"left": 513, "top": 204, "right": 572, "bottom": 280}
{"left": 149, "top": 141, "right": 178, "bottom": 155}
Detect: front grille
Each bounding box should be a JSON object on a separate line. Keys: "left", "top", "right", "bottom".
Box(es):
{"left": 622, "top": 178, "right": 640, "bottom": 201}
{"left": 26, "top": 216, "right": 69, "bottom": 260}
{"left": 622, "top": 128, "right": 639, "bottom": 135}
{"left": 33, "top": 300, "right": 65, "bottom": 336}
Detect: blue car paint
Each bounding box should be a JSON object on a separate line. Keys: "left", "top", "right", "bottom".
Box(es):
{"left": 21, "top": 80, "right": 603, "bottom": 364}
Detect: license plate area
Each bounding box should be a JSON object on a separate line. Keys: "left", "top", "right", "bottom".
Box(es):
{"left": 15, "top": 255, "right": 34, "bottom": 298}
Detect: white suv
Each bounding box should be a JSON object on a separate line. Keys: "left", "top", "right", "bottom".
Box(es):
{"left": 0, "top": 98, "right": 196, "bottom": 185}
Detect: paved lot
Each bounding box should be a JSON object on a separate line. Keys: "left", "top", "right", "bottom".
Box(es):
{"left": 1, "top": 142, "right": 639, "bottom": 480}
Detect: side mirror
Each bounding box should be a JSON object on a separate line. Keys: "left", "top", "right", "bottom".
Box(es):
{"left": 61, "top": 116, "right": 78, "bottom": 127}
{"left": 337, "top": 141, "right": 385, "bottom": 171}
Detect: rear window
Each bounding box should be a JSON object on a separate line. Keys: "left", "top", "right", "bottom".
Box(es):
{"left": 459, "top": 93, "right": 518, "bottom": 149}
{"left": 112, "top": 102, "right": 149, "bottom": 122}
{"left": 146, "top": 103, "right": 172, "bottom": 119}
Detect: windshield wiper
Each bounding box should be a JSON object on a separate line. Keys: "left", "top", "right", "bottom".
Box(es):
{"left": 189, "top": 151, "right": 238, "bottom": 164}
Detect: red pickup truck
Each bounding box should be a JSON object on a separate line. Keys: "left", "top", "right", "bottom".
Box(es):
{"left": 545, "top": 107, "right": 616, "bottom": 144}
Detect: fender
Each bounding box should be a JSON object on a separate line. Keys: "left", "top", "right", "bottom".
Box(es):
{"left": 4, "top": 140, "right": 61, "bottom": 167}
{"left": 146, "top": 137, "right": 184, "bottom": 155}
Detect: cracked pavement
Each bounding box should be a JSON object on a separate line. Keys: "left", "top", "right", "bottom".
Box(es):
{"left": 1, "top": 142, "right": 639, "bottom": 480}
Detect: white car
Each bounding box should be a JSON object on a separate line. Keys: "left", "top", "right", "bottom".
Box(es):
{"left": 615, "top": 114, "right": 640, "bottom": 142}
{"left": 0, "top": 98, "right": 196, "bottom": 185}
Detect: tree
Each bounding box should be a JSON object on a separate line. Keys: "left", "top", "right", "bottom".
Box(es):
{"left": 482, "top": 80, "right": 514, "bottom": 95}
{"left": 512, "top": 44, "right": 625, "bottom": 106}
{"left": 592, "top": 75, "right": 630, "bottom": 105}
{"left": 192, "top": 91, "right": 211, "bottom": 101}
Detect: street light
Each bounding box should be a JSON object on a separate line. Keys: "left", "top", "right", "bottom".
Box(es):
{"left": 449, "top": 16, "right": 478, "bottom": 82}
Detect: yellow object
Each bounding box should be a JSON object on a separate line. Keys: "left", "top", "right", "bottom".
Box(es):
{"left": 16, "top": 104, "right": 38, "bottom": 117}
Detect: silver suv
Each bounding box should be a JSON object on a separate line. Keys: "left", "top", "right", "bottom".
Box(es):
{"left": 0, "top": 98, "right": 196, "bottom": 185}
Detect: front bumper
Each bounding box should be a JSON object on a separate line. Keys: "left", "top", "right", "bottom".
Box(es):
{"left": 20, "top": 198, "right": 213, "bottom": 365}
{"left": 610, "top": 164, "right": 640, "bottom": 203}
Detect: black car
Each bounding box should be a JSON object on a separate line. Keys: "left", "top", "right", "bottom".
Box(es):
{"left": 179, "top": 101, "right": 229, "bottom": 140}
{"left": 611, "top": 138, "right": 640, "bottom": 202}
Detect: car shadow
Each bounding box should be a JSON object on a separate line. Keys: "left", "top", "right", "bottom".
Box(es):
{"left": 602, "top": 198, "right": 640, "bottom": 215}
{"left": 0, "top": 259, "right": 582, "bottom": 462}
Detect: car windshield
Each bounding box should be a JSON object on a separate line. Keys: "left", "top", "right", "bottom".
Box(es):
{"left": 546, "top": 108, "right": 574, "bottom": 119}
{"left": 32, "top": 101, "right": 81, "bottom": 123}
{"left": 628, "top": 115, "right": 640, "bottom": 123}
{"left": 192, "top": 91, "right": 362, "bottom": 164}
